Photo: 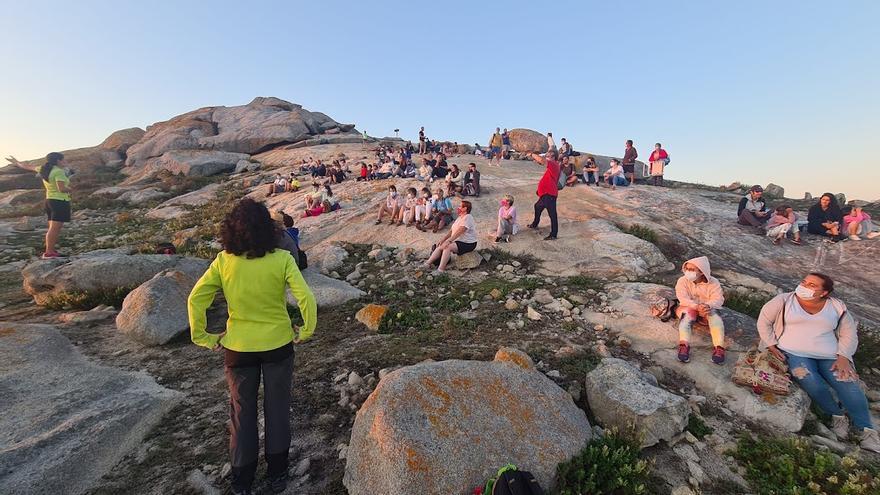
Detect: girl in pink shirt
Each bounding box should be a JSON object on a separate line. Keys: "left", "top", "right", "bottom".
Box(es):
{"left": 843, "top": 205, "right": 879, "bottom": 241}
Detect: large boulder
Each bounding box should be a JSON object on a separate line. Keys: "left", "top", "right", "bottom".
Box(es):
{"left": 0, "top": 322, "right": 181, "bottom": 494}
{"left": 764, "top": 183, "right": 785, "bottom": 198}
{"left": 144, "top": 150, "right": 251, "bottom": 177}
{"left": 507, "top": 128, "right": 548, "bottom": 154}
{"left": 343, "top": 348, "right": 591, "bottom": 494}
{"left": 22, "top": 250, "right": 210, "bottom": 306}
{"left": 585, "top": 358, "right": 689, "bottom": 448}
{"left": 287, "top": 269, "right": 364, "bottom": 308}
{"left": 116, "top": 268, "right": 206, "bottom": 345}
{"left": 0, "top": 189, "right": 44, "bottom": 208}
{"left": 0, "top": 170, "right": 42, "bottom": 192}
{"left": 21, "top": 145, "right": 122, "bottom": 175}
{"left": 125, "top": 97, "right": 356, "bottom": 168}
{"left": 116, "top": 187, "right": 168, "bottom": 204}
{"left": 99, "top": 127, "right": 146, "bottom": 155}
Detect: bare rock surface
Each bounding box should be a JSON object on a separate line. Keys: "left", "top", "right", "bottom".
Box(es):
{"left": 343, "top": 348, "right": 590, "bottom": 495}
{"left": 22, "top": 250, "right": 209, "bottom": 306}
{"left": 287, "top": 269, "right": 364, "bottom": 308}
{"left": 0, "top": 322, "right": 181, "bottom": 494}
{"left": 144, "top": 150, "right": 251, "bottom": 177}
{"left": 116, "top": 267, "right": 207, "bottom": 345}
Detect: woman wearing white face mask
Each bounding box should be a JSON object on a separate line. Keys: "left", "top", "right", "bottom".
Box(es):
{"left": 757, "top": 273, "right": 879, "bottom": 452}
{"left": 674, "top": 256, "right": 726, "bottom": 364}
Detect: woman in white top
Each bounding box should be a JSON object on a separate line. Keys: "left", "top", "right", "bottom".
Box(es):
{"left": 758, "top": 272, "right": 879, "bottom": 452}
{"left": 422, "top": 200, "right": 477, "bottom": 273}
{"left": 603, "top": 159, "right": 628, "bottom": 189}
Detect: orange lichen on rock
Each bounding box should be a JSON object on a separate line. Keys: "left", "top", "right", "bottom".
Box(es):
{"left": 493, "top": 347, "right": 535, "bottom": 370}
{"left": 355, "top": 304, "right": 388, "bottom": 331}
{"left": 405, "top": 446, "right": 430, "bottom": 472}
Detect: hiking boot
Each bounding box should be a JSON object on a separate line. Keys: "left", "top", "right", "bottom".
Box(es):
{"left": 712, "top": 346, "right": 726, "bottom": 365}
{"left": 831, "top": 415, "right": 850, "bottom": 440}
{"left": 860, "top": 428, "right": 880, "bottom": 453}
{"left": 678, "top": 343, "right": 690, "bottom": 363}
{"left": 494, "top": 237, "right": 502, "bottom": 243}
{"left": 543, "top": 235, "right": 557, "bottom": 241}
{"left": 528, "top": 223, "right": 538, "bottom": 230}
{"left": 267, "top": 473, "right": 289, "bottom": 494}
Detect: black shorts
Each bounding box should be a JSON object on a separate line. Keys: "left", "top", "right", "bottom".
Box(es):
{"left": 45, "top": 199, "right": 71, "bottom": 222}
{"left": 455, "top": 241, "right": 477, "bottom": 255}
{"left": 622, "top": 164, "right": 635, "bottom": 174}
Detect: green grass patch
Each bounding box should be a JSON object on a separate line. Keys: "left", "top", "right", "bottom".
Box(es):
{"left": 853, "top": 323, "right": 880, "bottom": 372}
{"left": 619, "top": 224, "right": 659, "bottom": 245}
{"left": 43, "top": 286, "right": 134, "bottom": 310}
{"left": 730, "top": 433, "right": 880, "bottom": 495}
{"left": 554, "top": 352, "right": 600, "bottom": 380}
{"left": 481, "top": 247, "right": 541, "bottom": 271}
{"left": 566, "top": 275, "right": 604, "bottom": 291}
{"left": 686, "top": 415, "right": 713, "bottom": 440}
{"left": 378, "top": 307, "right": 431, "bottom": 334}
{"left": 724, "top": 291, "right": 772, "bottom": 319}
{"left": 553, "top": 429, "right": 651, "bottom": 495}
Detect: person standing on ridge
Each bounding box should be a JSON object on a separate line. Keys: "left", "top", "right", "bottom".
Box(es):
{"left": 489, "top": 127, "right": 503, "bottom": 166}
{"left": 7, "top": 153, "right": 71, "bottom": 259}
{"left": 622, "top": 139, "right": 638, "bottom": 185}
{"left": 418, "top": 126, "right": 426, "bottom": 155}
{"left": 525, "top": 150, "right": 561, "bottom": 240}
{"left": 501, "top": 128, "right": 511, "bottom": 159}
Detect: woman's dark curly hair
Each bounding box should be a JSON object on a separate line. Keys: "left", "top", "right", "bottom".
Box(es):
{"left": 220, "top": 198, "right": 279, "bottom": 258}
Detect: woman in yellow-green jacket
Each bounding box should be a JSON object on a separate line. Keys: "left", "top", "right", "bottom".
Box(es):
{"left": 188, "top": 198, "right": 317, "bottom": 495}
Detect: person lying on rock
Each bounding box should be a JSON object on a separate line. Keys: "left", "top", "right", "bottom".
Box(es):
{"left": 495, "top": 194, "right": 518, "bottom": 243}
{"left": 376, "top": 185, "right": 403, "bottom": 225}
{"left": 422, "top": 200, "right": 478, "bottom": 273}
{"left": 737, "top": 185, "right": 770, "bottom": 230}
{"left": 757, "top": 272, "right": 880, "bottom": 453}
{"left": 807, "top": 193, "right": 844, "bottom": 242}
{"left": 765, "top": 205, "right": 802, "bottom": 245}
{"left": 188, "top": 198, "right": 317, "bottom": 495}
{"left": 843, "top": 203, "right": 880, "bottom": 241}
{"left": 603, "top": 159, "right": 629, "bottom": 189}
{"left": 579, "top": 156, "right": 600, "bottom": 186}
{"left": 675, "top": 256, "right": 726, "bottom": 364}
{"left": 419, "top": 187, "right": 454, "bottom": 233}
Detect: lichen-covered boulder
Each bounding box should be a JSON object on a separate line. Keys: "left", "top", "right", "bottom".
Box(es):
{"left": 355, "top": 304, "right": 388, "bottom": 331}
{"left": 343, "top": 348, "right": 591, "bottom": 494}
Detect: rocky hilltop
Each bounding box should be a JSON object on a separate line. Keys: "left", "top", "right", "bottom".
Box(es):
{"left": 1, "top": 98, "right": 879, "bottom": 495}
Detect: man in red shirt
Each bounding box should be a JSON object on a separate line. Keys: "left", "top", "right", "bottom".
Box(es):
{"left": 526, "top": 150, "right": 561, "bottom": 240}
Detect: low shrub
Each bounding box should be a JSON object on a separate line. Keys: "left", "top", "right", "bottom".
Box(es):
{"left": 619, "top": 224, "right": 659, "bottom": 245}
{"left": 853, "top": 323, "right": 880, "bottom": 372}
{"left": 378, "top": 307, "right": 431, "bottom": 334}
{"left": 44, "top": 286, "right": 133, "bottom": 310}
{"left": 567, "top": 275, "right": 604, "bottom": 291}
{"left": 553, "top": 429, "right": 650, "bottom": 495}
{"left": 687, "top": 415, "right": 713, "bottom": 440}
{"left": 730, "top": 433, "right": 880, "bottom": 495}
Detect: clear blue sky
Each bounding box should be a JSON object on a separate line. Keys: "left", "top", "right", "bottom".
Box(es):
{"left": 2, "top": 0, "right": 878, "bottom": 200}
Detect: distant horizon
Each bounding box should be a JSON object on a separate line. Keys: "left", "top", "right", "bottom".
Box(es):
{"left": 2, "top": 1, "right": 877, "bottom": 202}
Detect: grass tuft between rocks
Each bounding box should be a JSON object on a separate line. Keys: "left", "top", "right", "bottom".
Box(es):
{"left": 729, "top": 433, "right": 880, "bottom": 495}
{"left": 43, "top": 286, "right": 133, "bottom": 310}
{"left": 553, "top": 429, "right": 650, "bottom": 495}
{"left": 723, "top": 291, "right": 772, "bottom": 319}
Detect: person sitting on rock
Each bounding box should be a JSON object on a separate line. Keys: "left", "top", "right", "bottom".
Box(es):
{"left": 374, "top": 159, "right": 393, "bottom": 180}
{"left": 188, "top": 198, "right": 317, "bottom": 495}
{"left": 357, "top": 162, "right": 369, "bottom": 182}
{"left": 430, "top": 154, "right": 449, "bottom": 181}
{"left": 559, "top": 138, "right": 573, "bottom": 158}
{"left": 419, "top": 187, "right": 454, "bottom": 233}
{"left": 288, "top": 173, "right": 300, "bottom": 192}
{"left": 674, "top": 256, "right": 726, "bottom": 364}
{"left": 304, "top": 185, "right": 339, "bottom": 217}
{"left": 305, "top": 182, "right": 323, "bottom": 210}
{"left": 462, "top": 162, "right": 481, "bottom": 197}
{"left": 281, "top": 213, "right": 300, "bottom": 251}
{"left": 737, "top": 185, "right": 770, "bottom": 229}
{"left": 402, "top": 160, "right": 417, "bottom": 178}
{"left": 330, "top": 165, "right": 346, "bottom": 184}
{"left": 766, "top": 205, "right": 802, "bottom": 245}
{"left": 579, "top": 156, "right": 600, "bottom": 186}
{"left": 561, "top": 156, "right": 578, "bottom": 187}
{"left": 603, "top": 159, "right": 629, "bottom": 189}
{"left": 398, "top": 187, "right": 419, "bottom": 226}
{"left": 423, "top": 200, "right": 478, "bottom": 273}
{"left": 757, "top": 272, "right": 880, "bottom": 453}
{"left": 272, "top": 210, "right": 300, "bottom": 261}
{"left": 310, "top": 160, "right": 326, "bottom": 178}
{"left": 445, "top": 164, "right": 462, "bottom": 196}
{"left": 268, "top": 174, "right": 288, "bottom": 197}
{"left": 495, "top": 194, "right": 518, "bottom": 243}
{"left": 415, "top": 187, "right": 433, "bottom": 228}
{"left": 842, "top": 203, "right": 878, "bottom": 241}
{"left": 375, "top": 185, "right": 403, "bottom": 225}
{"left": 807, "top": 193, "right": 844, "bottom": 242}
{"left": 416, "top": 158, "right": 433, "bottom": 181}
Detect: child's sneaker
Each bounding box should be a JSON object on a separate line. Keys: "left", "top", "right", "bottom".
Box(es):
{"left": 849, "top": 235, "right": 861, "bottom": 241}
{"left": 678, "top": 342, "right": 690, "bottom": 363}
{"left": 712, "top": 346, "right": 726, "bottom": 365}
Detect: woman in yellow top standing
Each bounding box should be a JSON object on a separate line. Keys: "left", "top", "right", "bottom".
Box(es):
{"left": 188, "top": 198, "right": 317, "bottom": 495}
{"left": 7, "top": 152, "right": 71, "bottom": 259}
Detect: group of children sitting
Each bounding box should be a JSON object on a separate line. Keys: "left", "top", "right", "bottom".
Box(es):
{"left": 375, "top": 184, "right": 455, "bottom": 233}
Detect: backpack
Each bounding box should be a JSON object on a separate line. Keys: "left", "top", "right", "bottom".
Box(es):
{"left": 156, "top": 242, "right": 176, "bottom": 255}
{"left": 297, "top": 250, "right": 308, "bottom": 270}
{"left": 474, "top": 465, "right": 544, "bottom": 495}
{"left": 650, "top": 297, "right": 679, "bottom": 322}
{"left": 732, "top": 348, "right": 791, "bottom": 395}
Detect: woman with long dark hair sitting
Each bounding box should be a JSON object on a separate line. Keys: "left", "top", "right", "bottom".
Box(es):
{"left": 187, "top": 198, "right": 317, "bottom": 495}
{"left": 7, "top": 152, "right": 70, "bottom": 258}
{"left": 807, "top": 192, "right": 844, "bottom": 242}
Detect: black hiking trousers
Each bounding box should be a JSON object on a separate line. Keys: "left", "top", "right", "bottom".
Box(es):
{"left": 531, "top": 194, "right": 559, "bottom": 238}
{"left": 225, "top": 343, "right": 294, "bottom": 491}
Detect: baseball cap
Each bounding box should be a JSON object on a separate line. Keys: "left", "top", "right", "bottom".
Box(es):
{"left": 750, "top": 185, "right": 764, "bottom": 192}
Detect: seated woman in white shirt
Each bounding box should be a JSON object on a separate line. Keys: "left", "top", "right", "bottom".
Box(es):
{"left": 603, "top": 159, "right": 629, "bottom": 189}
{"left": 422, "top": 200, "right": 477, "bottom": 273}
{"left": 758, "top": 272, "right": 879, "bottom": 453}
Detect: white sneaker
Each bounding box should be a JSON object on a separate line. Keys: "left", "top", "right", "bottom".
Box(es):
{"left": 849, "top": 235, "right": 861, "bottom": 241}
{"left": 831, "top": 415, "right": 850, "bottom": 440}
{"left": 867, "top": 232, "right": 880, "bottom": 239}
{"left": 860, "top": 428, "right": 880, "bottom": 453}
